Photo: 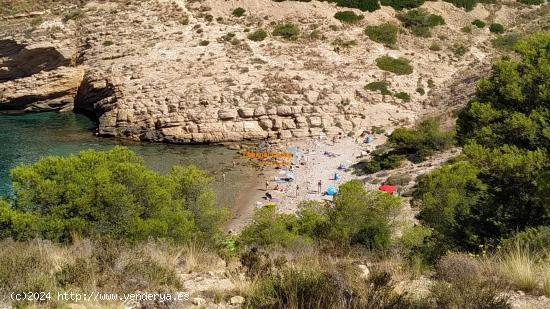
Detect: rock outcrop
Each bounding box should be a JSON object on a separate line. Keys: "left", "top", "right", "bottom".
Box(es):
{"left": 2, "top": 0, "right": 542, "bottom": 142}
{"left": 0, "top": 38, "right": 82, "bottom": 112}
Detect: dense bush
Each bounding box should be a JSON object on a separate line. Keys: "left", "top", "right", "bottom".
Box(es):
{"left": 0, "top": 147, "right": 228, "bottom": 243}
{"left": 375, "top": 56, "right": 414, "bottom": 75}
{"left": 489, "top": 22, "right": 505, "bottom": 33}
{"left": 416, "top": 33, "right": 550, "bottom": 255}
{"left": 397, "top": 9, "right": 445, "bottom": 37}
{"left": 232, "top": 7, "right": 245, "bottom": 17}
{"left": 472, "top": 19, "right": 486, "bottom": 28}
{"left": 364, "top": 22, "right": 399, "bottom": 46}
{"left": 380, "top": 0, "right": 425, "bottom": 10}
{"left": 248, "top": 29, "right": 268, "bottom": 41}
{"left": 518, "top": 0, "right": 545, "bottom": 4}
{"left": 389, "top": 117, "right": 455, "bottom": 162}
{"left": 355, "top": 153, "right": 405, "bottom": 174}
{"left": 443, "top": 0, "right": 478, "bottom": 11}
{"left": 334, "top": 11, "right": 364, "bottom": 24}
{"left": 333, "top": 0, "right": 381, "bottom": 12}
{"left": 364, "top": 81, "right": 392, "bottom": 95}
{"left": 501, "top": 226, "right": 550, "bottom": 254}
{"left": 395, "top": 91, "right": 411, "bottom": 102}
{"left": 240, "top": 181, "right": 402, "bottom": 251}
{"left": 415, "top": 161, "right": 487, "bottom": 256}
{"left": 272, "top": 23, "right": 300, "bottom": 40}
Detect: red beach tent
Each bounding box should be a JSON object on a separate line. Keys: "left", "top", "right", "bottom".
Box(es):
{"left": 378, "top": 185, "right": 397, "bottom": 194}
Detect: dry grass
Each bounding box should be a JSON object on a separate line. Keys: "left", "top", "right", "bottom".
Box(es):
{"left": 0, "top": 239, "right": 216, "bottom": 307}
{"left": 180, "top": 242, "right": 224, "bottom": 273}
{"left": 496, "top": 244, "right": 538, "bottom": 292}
{"left": 542, "top": 262, "right": 550, "bottom": 297}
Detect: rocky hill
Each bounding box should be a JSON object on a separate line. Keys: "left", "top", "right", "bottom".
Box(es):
{"left": 0, "top": 0, "right": 547, "bottom": 142}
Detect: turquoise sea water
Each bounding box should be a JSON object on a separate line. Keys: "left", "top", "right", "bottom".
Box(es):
{"left": 0, "top": 112, "right": 248, "bottom": 207}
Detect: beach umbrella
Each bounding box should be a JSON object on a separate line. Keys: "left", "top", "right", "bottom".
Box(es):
{"left": 326, "top": 185, "right": 338, "bottom": 196}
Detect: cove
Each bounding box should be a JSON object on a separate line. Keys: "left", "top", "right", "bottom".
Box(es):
{"left": 0, "top": 112, "right": 252, "bottom": 208}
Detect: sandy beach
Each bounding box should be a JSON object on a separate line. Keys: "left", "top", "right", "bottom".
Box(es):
{"left": 225, "top": 134, "right": 387, "bottom": 232}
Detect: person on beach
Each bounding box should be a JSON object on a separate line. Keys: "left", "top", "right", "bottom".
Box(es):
{"left": 318, "top": 180, "right": 322, "bottom": 193}
{"left": 265, "top": 180, "right": 269, "bottom": 191}
{"left": 222, "top": 173, "right": 226, "bottom": 182}
{"left": 296, "top": 184, "right": 299, "bottom": 197}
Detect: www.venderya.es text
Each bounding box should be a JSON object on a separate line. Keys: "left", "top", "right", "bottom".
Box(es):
{"left": 11, "top": 291, "right": 189, "bottom": 303}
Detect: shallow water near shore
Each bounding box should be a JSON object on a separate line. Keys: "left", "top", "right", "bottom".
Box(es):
{"left": 0, "top": 111, "right": 254, "bottom": 209}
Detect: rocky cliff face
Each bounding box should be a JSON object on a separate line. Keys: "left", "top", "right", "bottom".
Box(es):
{"left": 0, "top": 0, "right": 542, "bottom": 142}
{"left": 0, "top": 39, "right": 83, "bottom": 112}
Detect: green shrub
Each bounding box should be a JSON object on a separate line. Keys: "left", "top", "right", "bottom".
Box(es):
{"left": 380, "top": 0, "right": 425, "bottom": 10}
{"left": 395, "top": 91, "right": 411, "bottom": 102}
{"left": 334, "top": 0, "right": 381, "bottom": 12}
{"left": 518, "top": 0, "right": 544, "bottom": 4}
{"left": 451, "top": 34, "right": 550, "bottom": 253}
{"left": 240, "top": 180, "right": 401, "bottom": 251}
{"left": 375, "top": 56, "right": 414, "bottom": 75}
{"left": 365, "top": 81, "right": 392, "bottom": 95}
{"left": 272, "top": 23, "right": 300, "bottom": 40}
{"left": 501, "top": 226, "right": 550, "bottom": 254}
{"left": 102, "top": 40, "right": 114, "bottom": 46}
{"left": 248, "top": 29, "right": 268, "bottom": 41}
{"left": 472, "top": 19, "right": 486, "bottom": 28}
{"left": 443, "top": 0, "right": 479, "bottom": 11}
{"left": 389, "top": 117, "right": 455, "bottom": 162}
{"left": 355, "top": 153, "right": 405, "bottom": 174}
{"left": 232, "top": 7, "right": 245, "bottom": 17}
{"left": 329, "top": 181, "right": 401, "bottom": 250}
{"left": 0, "top": 147, "right": 228, "bottom": 243}
{"left": 239, "top": 204, "right": 307, "bottom": 248}
{"left": 492, "top": 33, "right": 521, "bottom": 50}
{"left": 416, "top": 87, "right": 425, "bottom": 95}
{"left": 489, "top": 22, "right": 505, "bottom": 33}
{"left": 365, "top": 22, "right": 399, "bottom": 45}
{"left": 334, "top": 11, "right": 364, "bottom": 24}
{"left": 397, "top": 9, "right": 445, "bottom": 37}
{"left": 199, "top": 40, "right": 210, "bottom": 46}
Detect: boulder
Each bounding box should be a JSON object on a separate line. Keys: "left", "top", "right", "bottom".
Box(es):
{"left": 230, "top": 296, "right": 245, "bottom": 305}
{"left": 218, "top": 109, "right": 238, "bottom": 120}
